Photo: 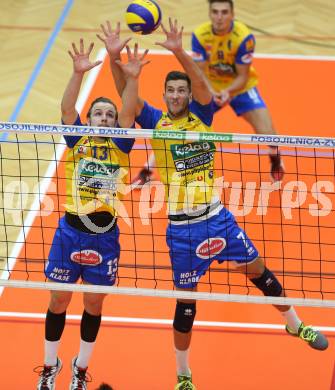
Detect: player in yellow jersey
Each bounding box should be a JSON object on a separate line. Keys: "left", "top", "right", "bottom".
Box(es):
{"left": 35, "top": 38, "right": 149, "bottom": 390}
{"left": 133, "top": 0, "right": 284, "bottom": 186}
{"left": 100, "top": 19, "right": 328, "bottom": 390}
{"left": 191, "top": 0, "right": 284, "bottom": 182}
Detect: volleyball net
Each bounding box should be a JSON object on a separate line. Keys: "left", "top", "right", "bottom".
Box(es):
{"left": 0, "top": 121, "right": 335, "bottom": 307}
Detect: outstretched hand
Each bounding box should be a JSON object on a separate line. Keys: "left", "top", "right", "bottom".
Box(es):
{"left": 68, "top": 38, "right": 102, "bottom": 74}
{"left": 115, "top": 43, "right": 150, "bottom": 79}
{"left": 155, "top": 17, "right": 184, "bottom": 52}
{"left": 97, "top": 21, "right": 131, "bottom": 58}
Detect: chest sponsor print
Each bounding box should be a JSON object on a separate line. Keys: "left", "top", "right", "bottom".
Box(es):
{"left": 77, "top": 159, "right": 120, "bottom": 191}
{"left": 170, "top": 141, "right": 216, "bottom": 172}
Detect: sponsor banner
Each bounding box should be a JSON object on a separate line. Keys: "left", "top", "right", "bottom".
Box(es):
{"left": 153, "top": 130, "right": 187, "bottom": 140}
{"left": 249, "top": 135, "right": 335, "bottom": 148}
{"left": 199, "top": 133, "right": 233, "bottom": 142}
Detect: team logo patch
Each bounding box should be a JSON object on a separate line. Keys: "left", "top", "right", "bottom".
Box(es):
{"left": 196, "top": 238, "right": 226, "bottom": 259}
{"left": 70, "top": 250, "right": 102, "bottom": 266}
{"left": 191, "top": 51, "right": 203, "bottom": 61}
{"left": 241, "top": 53, "right": 253, "bottom": 64}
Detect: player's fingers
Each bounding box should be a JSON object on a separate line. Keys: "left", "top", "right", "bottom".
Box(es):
{"left": 68, "top": 50, "right": 74, "bottom": 60}
{"left": 134, "top": 42, "right": 138, "bottom": 57}
{"left": 122, "top": 37, "right": 132, "bottom": 48}
{"left": 116, "top": 21, "right": 121, "bottom": 34}
{"left": 169, "top": 17, "right": 173, "bottom": 31}
{"left": 87, "top": 42, "right": 94, "bottom": 55}
{"left": 160, "top": 23, "right": 167, "bottom": 34}
{"left": 125, "top": 44, "right": 132, "bottom": 58}
{"left": 140, "top": 48, "right": 149, "bottom": 60}
{"left": 108, "top": 20, "right": 113, "bottom": 33}
{"left": 100, "top": 23, "right": 108, "bottom": 36}
{"left": 79, "top": 38, "right": 84, "bottom": 53}
{"left": 96, "top": 34, "right": 105, "bottom": 43}
{"left": 72, "top": 42, "right": 79, "bottom": 55}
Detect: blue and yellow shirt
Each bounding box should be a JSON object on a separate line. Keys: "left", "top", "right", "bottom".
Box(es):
{"left": 136, "top": 100, "right": 217, "bottom": 213}
{"left": 63, "top": 116, "right": 134, "bottom": 217}
{"left": 192, "top": 20, "right": 258, "bottom": 95}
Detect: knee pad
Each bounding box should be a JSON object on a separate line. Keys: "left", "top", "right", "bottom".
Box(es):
{"left": 173, "top": 301, "right": 196, "bottom": 333}
{"left": 251, "top": 267, "right": 283, "bottom": 297}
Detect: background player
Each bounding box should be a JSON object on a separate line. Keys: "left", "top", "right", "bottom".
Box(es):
{"left": 35, "top": 38, "right": 148, "bottom": 390}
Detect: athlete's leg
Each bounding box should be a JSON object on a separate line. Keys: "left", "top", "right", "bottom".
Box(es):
{"left": 173, "top": 287, "right": 196, "bottom": 381}
{"left": 230, "top": 88, "right": 284, "bottom": 182}
{"left": 43, "top": 290, "right": 72, "bottom": 366}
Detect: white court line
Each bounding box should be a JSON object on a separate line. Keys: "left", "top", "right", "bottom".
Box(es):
{"left": 0, "top": 48, "right": 107, "bottom": 296}
{"left": 0, "top": 311, "right": 334, "bottom": 332}
{"left": 115, "top": 47, "right": 335, "bottom": 61}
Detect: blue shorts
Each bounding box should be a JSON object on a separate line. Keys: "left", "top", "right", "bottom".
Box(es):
{"left": 213, "top": 87, "right": 267, "bottom": 116}
{"left": 46, "top": 216, "right": 120, "bottom": 285}
{"left": 166, "top": 207, "right": 259, "bottom": 288}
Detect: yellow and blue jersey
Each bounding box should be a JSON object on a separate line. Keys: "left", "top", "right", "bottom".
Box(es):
{"left": 191, "top": 20, "right": 258, "bottom": 95}
{"left": 63, "top": 116, "right": 134, "bottom": 217}
{"left": 136, "top": 100, "right": 218, "bottom": 213}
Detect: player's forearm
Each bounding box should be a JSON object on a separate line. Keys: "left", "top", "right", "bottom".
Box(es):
{"left": 61, "top": 72, "right": 84, "bottom": 116}
{"left": 109, "top": 55, "right": 126, "bottom": 98}
{"left": 173, "top": 48, "right": 211, "bottom": 101}
{"left": 118, "top": 77, "right": 138, "bottom": 128}
{"left": 225, "top": 74, "right": 248, "bottom": 95}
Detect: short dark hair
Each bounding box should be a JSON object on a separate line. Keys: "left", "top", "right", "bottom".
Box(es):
{"left": 164, "top": 71, "right": 191, "bottom": 91}
{"left": 86, "top": 97, "right": 118, "bottom": 120}
{"left": 208, "top": 0, "right": 234, "bottom": 10}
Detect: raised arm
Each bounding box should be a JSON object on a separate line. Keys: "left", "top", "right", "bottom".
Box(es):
{"left": 61, "top": 39, "right": 102, "bottom": 124}
{"left": 156, "top": 18, "right": 212, "bottom": 105}
{"left": 114, "top": 43, "right": 149, "bottom": 128}
{"left": 97, "top": 21, "right": 146, "bottom": 117}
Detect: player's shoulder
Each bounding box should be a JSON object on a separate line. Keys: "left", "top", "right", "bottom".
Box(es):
{"left": 232, "top": 20, "right": 252, "bottom": 39}
{"left": 193, "top": 21, "right": 212, "bottom": 40}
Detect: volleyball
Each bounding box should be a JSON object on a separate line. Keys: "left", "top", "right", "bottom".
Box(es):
{"left": 125, "top": 0, "right": 162, "bottom": 35}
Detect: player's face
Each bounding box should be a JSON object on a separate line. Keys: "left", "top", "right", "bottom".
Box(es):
{"left": 88, "top": 102, "right": 117, "bottom": 127}
{"left": 209, "top": 2, "right": 234, "bottom": 35}
{"left": 164, "top": 80, "right": 192, "bottom": 119}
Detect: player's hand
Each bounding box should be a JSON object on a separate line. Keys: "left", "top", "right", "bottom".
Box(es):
{"left": 68, "top": 39, "right": 102, "bottom": 74}
{"left": 97, "top": 21, "right": 131, "bottom": 58}
{"left": 213, "top": 90, "right": 231, "bottom": 107}
{"left": 155, "top": 18, "right": 183, "bottom": 53}
{"left": 115, "top": 43, "right": 150, "bottom": 79}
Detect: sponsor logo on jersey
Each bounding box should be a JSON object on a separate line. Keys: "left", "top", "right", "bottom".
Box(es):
{"left": 171, "top": 141, "right": 214, "bottom": 158}
{"left": 70, "top": 250, "right": 102, "bottom": 265}
{"left": 77, "top": 145, "right": 87, "bottom": 154}
{"left": 78, "top": 160, "right": 119, "bottom": 176}
{"left": 245, "top": 38, "right": 255, "bottom": 51}
{"left": 241, "top": 53, "right": 253, "bottom": 64}
{"left": 191, "top": 51, "right": 204, "bottom": 61}
{"left": 160, "top": 120, "right": 173, "bottom": 127}
{"left": 196, "top": 238, "right": 226, "bottom": 259}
